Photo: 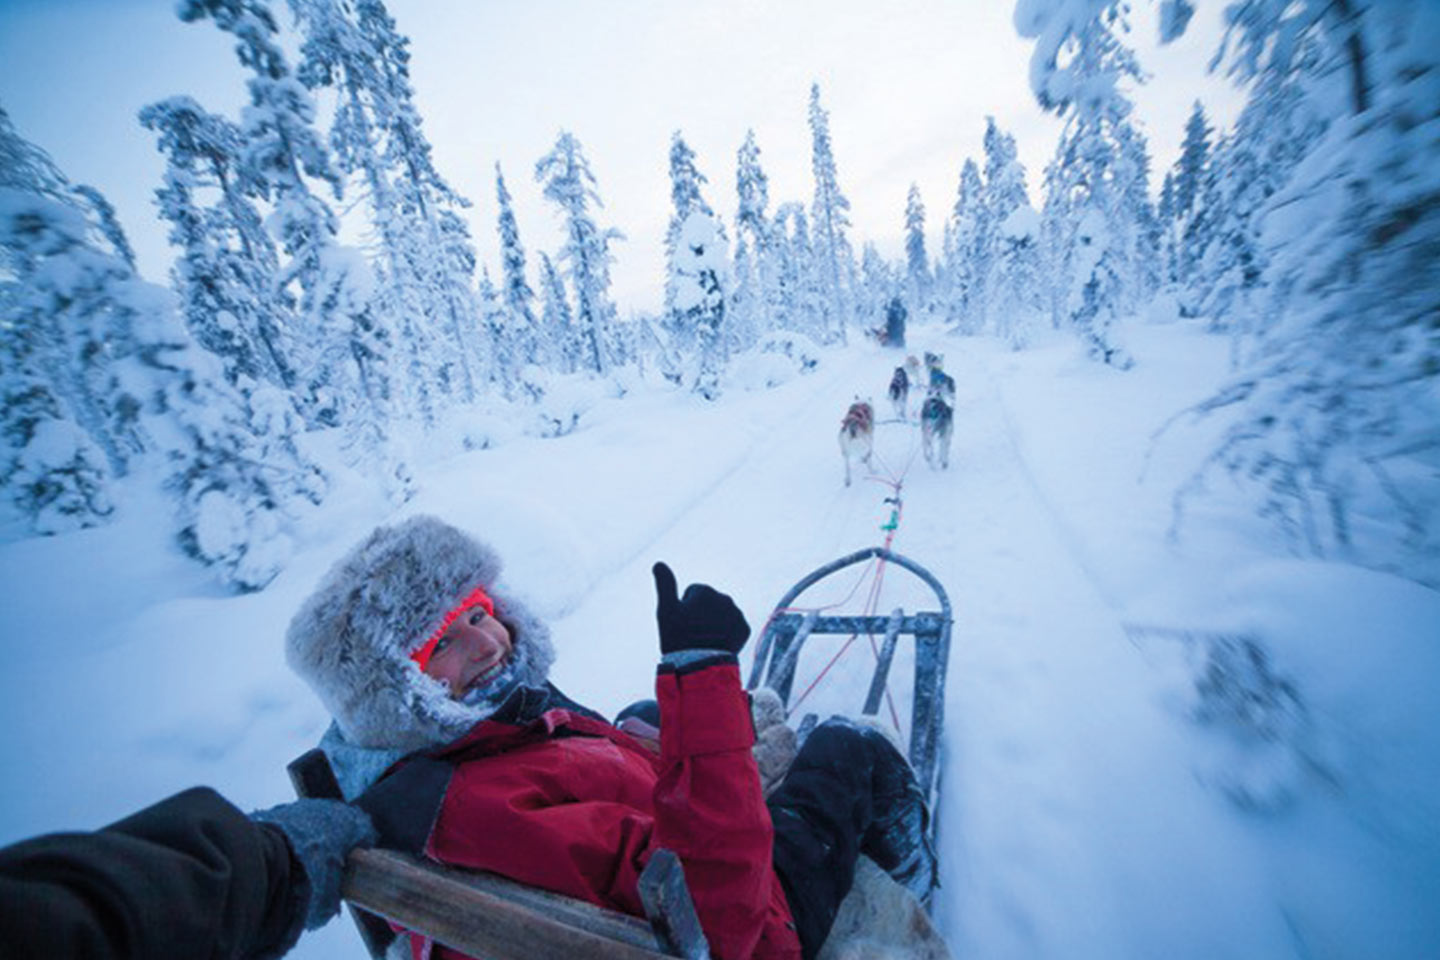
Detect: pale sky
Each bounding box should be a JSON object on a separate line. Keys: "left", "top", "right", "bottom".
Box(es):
{"left": 0, "top": 0, "right": 1243, "bottom": 313}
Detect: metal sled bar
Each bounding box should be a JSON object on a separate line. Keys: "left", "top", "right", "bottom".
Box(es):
{"left": 748, "top": 548, "right": 953, "bottom": 803}
{"left": 342, "top": 848, "right": 679, "bottom": 960}
{"left": 765, "top": 612, "right": 946, "bottom": 637}
{"left": 761, "top": 548, "right": 952, "bottom": 625}
{"left": 766, "top": 609, "right": 819, "bottom": 703}
{"left": 909, "top": 625, "right": 948, "bottom": 802}
{"left": 862, "top": 608, "right": 906, "bottom": 717}
{"left": 759, "top": 612, "right": 946, "bottom": 711}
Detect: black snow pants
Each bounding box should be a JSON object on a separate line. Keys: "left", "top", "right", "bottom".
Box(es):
{"left": 766, "top": 718, "right": 936, "bottom": 960}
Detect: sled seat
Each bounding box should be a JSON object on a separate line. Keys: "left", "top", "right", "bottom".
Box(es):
{"left": 287, "top": 748, "right": 709, "bottom": 960}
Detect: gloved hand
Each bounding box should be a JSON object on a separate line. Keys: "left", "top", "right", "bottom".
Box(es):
{"left": 251, "top": 798, "right": 377, "bottom": 931}
{"left": 652, "top": 561, "right": 751, "bottom": 656}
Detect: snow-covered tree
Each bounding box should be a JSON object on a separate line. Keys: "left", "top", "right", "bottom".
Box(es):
{"left": 1018, "top": 0, "right": 1144, "bottom": 366}
{"left": 0, "top": 156, "right": 145, "bottom": 486}
{"left": 662, "top": 133, "right": 729, "bottom": 397}
{"left": 535, "top": 131, "right": 623, "bottom": 377}
{"left": 858, "top": 242, "right": 896, "bottom": 332}
{"left": 536, "top": 251, "right": 577, "bottom": 374}
{"left": 162, "top": 355, "right": 326, "bottom": 592}
{"left": 773, "top": 202, "right": 826, "bottom": 342}
{"left": 1114, "top": 116, "right": 1161, "bottom": 306}
{"left": 180, "top": 1, "right": 351, "bottom": 412}
{"left": 983, "top": 116, "right": 1031, "bottom": 231}
{"left": 331, "top": 263, "right": 412, "bottom": 503}
{"left": 476, "top": 268, "right": 518, "bottom": 400}
{"left": 808, "top": 83, "right": 855, "bottom": 343}
{"left": 981, "top": 116, "right": 1031, "bottom": 332}
{"left": 671, "top": 210, "right": 730, "bottom": 399}
{"left": 0, "top": 380, "right": 113, "bottom": 536}
{"left": 1, "top": 111, "right": 328, "bottom": 582}
{"left": 71, "top": 185, "right": 137, "bottom": 273}
{"left": 662, "top": 133, "right": 713, "bottom": 353}
{"left": 141, "top": 97, "right": 293, "bottom": 390}
{"left": 1174, "top": 0, "right": 1440, "bottom": 580}
{"left": 1195, "top": 75, "right": 1324, "bottom": 346}
{"left": 290, "top": 0, "right": 483, "bottom": 422}
{"left": 1157, "top": 170, "right": 1179, "bottom": 286}
{"left": 991, "top": 203, "right": 1045, "bottom": 349}
{"left": 1174, "top": 101, "right": 1210, "bottom": 221}
{"left": 732, "top": 129, "right": 774, "bottom": 352}
{"left": 944, "top": 159, "right": 986, "bottom": 332}
{"left": 0, "top": 205, "right": 116, "bottom": 537}
{"left": 493, "top": 162, "right": 540, "bottom": 367}
{"left": 904, "top": 183, "right": 930, "bottom": 316}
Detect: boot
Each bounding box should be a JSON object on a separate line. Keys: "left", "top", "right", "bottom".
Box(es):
{"left": 856, "top": 726, "right": 939, "bottom": 904}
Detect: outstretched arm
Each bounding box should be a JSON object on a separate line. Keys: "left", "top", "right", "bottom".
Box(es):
{"left": 0, "top": 787, "right": 305, "bottom": 960}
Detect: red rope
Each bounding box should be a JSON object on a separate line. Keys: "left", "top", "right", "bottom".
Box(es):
{"left": 778, "top": 412, "right": 922, "bottom": 729}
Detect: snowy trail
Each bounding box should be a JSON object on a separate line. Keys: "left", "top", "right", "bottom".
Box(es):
{"left": 925, "top": 341, "right": 1295, "bottom": 959}
{"left": 552, "top": 336, "right": 1297, "bottom": 958}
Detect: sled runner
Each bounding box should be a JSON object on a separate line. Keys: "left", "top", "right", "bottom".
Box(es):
{"left": 746, "top": 546, "right": 953, "bottom": 814}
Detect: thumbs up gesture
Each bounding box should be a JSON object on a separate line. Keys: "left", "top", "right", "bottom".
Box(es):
{"left": 652, "top": 562, "right": 751, "bottom": 657}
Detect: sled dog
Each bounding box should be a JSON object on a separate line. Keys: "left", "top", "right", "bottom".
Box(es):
{"left": 923, "top": 353, "right": 956, "bottom": 405}
{"left": 920, "top": 394, "right": 953, "bottom": 470}
{"left": 838, "top": 399, "right": 875, "bottom": 487}
{"left": 887, "top": 366, "right": 909, "bottom": 421}
{"left": 929, "top": 368, "right": 956, "bottom": 405}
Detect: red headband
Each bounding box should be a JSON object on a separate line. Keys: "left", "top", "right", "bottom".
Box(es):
{"left": 410, "top": 585, "right": 496, "bottom": 672}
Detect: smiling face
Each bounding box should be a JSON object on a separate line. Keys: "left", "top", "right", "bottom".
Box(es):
{"left": 421, "top": 604, "right": 515, "bottom": 699}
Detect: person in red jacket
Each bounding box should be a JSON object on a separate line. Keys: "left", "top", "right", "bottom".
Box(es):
{"left": 286, "top": 515, "right": 936, "bottom": 960}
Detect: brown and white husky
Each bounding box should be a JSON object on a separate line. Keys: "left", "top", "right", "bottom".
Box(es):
{"left": 838, "top": 398, "right": 875, "bottom": 487}
{"left": 920, "top": 393, "right": 953, "bottom": 470}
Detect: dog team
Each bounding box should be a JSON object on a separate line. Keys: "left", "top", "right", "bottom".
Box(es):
{"left": 840, "top": 351, "right": 954, "bottom": 485}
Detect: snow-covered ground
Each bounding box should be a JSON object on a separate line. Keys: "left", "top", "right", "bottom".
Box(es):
{"left": 2, "top": 317, "right": 1436, "bottom": 959}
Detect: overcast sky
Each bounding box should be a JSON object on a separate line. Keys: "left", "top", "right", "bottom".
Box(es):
{"left": 0, "top": 0, "right": 1243, "bottom": 314}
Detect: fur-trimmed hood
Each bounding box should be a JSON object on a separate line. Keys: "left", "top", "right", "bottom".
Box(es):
{"left": 286, "top": 515, "right": 556, "bottom": 751}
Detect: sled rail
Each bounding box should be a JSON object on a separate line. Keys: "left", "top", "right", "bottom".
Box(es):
{"left": 287, "top": 749, "right": 709, "bottom": 960}
{"left": 746, "top": 547, "right": 953, "bottom": 807}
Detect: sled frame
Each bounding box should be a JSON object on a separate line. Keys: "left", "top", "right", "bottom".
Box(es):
{"left": 287, "top": 749, "right": 709, "bottom": 960}
{"left": 745, "top": 546, "right": 953, "bottom": 809}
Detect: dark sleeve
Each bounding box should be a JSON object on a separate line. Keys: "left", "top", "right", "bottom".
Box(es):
{"left": 0, "top": 786, "right": 308, "bottom": 960}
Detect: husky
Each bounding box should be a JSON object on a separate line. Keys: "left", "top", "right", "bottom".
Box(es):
{"left": 920, "top": 394, "right": 953, "bottom": 470}
{"left": 838, "top": 399, "right": 875, "bottom": 487}
{"left": 923, "top": 351, "right": 956, "bottom": 405}
{"left": 887, "top": 366, "right": 909, "bottom": 421}
{"left": 929, "top": 368, "right": 956, "bottom": 405}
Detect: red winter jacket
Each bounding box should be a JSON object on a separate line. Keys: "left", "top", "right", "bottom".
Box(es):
{"left": 407, "top": 659, "right": 801, "bottom": 960}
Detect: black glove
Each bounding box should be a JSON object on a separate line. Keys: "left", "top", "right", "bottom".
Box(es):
{"left": 251, "top": 798, "right": 376, "bottom": 931}
{"left": 652, "top": 561, "right": 751, "bottom": 656}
